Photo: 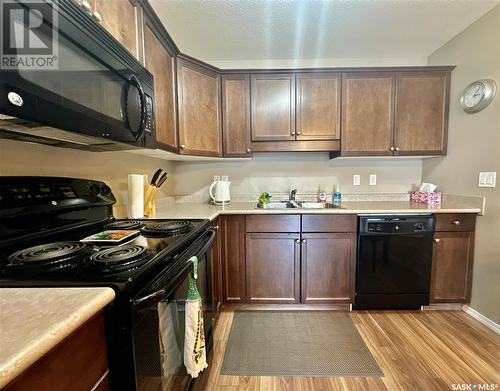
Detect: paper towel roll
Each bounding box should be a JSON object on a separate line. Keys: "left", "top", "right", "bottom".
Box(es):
{"left": 128, "top": 174, "right": 144, "bottom": 219}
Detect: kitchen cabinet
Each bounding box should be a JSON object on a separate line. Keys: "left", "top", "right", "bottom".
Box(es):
{"left": 430, "top": 214, "right": 476, "bottom": 303}
{"left": 143, "top": 19, "right": 177, "bottom": 152}
{"left": 5, "top": 312, "right": 109, "bottom": 391}
{"left": 341, "top": 72, "right": 395, "bottom": 156}
{"left": 301, "top": 233, "right": 356, "bottom": 304}
{"left": 210, "top": 219, "right": 222, "bottom": 322}
{"left": 221, "top": 74, "right": 251, "bottom": 157}
{"left": 394, "top": 72, "right": 449, "bottom": 155}
{"left": 296, "top": 72, "right": 341, "bottom": 141}
{"left": 221, "top": 215, "right": 246, "bottom": 303}
{"left": 93, "top": 0, "right": 142, "bottom": 61}
{"left": 250, "top": 73, "right": 296, "bottom": 142}
{"left": 177, "top": 56, "right": 222, "bottom": 156}
{"left": 246, "top": 233, "right": 301, "bottom": 304}
{"left": 341, "top": 70, "right": 451, "bottom": 157}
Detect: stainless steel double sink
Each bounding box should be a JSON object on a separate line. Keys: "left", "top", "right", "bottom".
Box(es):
{"left": 256, "top": 201, "right": 343, "bottom": 209}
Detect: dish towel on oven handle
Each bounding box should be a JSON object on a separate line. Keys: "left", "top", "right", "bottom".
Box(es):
{"left": 184, "top": 256, "right": 208, "bottom": 378}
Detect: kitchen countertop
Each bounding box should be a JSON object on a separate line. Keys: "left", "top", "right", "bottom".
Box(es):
{"left": 0, "top": 287, "right": 115, "bottom": 388}
{"left": 153, "top": 194, "right": 484, "bottom": 220}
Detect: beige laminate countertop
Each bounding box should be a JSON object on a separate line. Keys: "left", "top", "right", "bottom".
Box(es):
{"left": 0, "top": 287, "right": 115, "bottom": 388}
{"left": 153, "top": 195, "right": 483, "bottom": 221}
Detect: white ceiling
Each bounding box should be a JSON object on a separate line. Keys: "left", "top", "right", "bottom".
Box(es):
{"left": 150, "top": 0, "right": 499, "bottom": 67}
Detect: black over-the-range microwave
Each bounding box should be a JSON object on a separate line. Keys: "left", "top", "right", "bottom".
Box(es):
{"left": 0, "top": 0, "right": 156, "bottom": 151}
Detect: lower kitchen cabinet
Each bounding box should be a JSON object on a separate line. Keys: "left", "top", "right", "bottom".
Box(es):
{"left": 301, "top": 233, "right": 356, "bottom": 304}
{"left": 5, "top": 312, "right": 109, "bottom": 391}
{"left": 246, "top": 233, "right": 301, "bottom": 303}
{"left": 221, "top": 215, "right": 246, "bottom": 303}
{"left": 430, "top": 231, "right": 475, "bottom": 303}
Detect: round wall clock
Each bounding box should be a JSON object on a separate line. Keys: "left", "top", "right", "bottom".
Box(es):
{"left": 460, "top": 79, "right": 497, "bottom": 113}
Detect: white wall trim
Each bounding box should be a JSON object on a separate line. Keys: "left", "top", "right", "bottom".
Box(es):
{"left": 462, "top": 305, "right": 500, "bottom": 334}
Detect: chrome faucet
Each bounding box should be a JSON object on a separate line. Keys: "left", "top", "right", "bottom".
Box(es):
{"left": 290, "top": 188, "right": 297, "bottom": 201}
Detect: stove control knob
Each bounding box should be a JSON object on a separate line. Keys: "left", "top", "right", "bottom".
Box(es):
{"left": 415, "top": 223, "right": 424, "bottom": 231}
{"left": 90, "top": 184, "right": 100, "bottom": 195}
{"left": 394, "top": 225, "right": 399, "bottom": 230}
{"left": 100, "top": 185, "right": 111, "bottom": 196}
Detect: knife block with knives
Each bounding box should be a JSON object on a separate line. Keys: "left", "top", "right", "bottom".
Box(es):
{"left": 144, "top": 169, "right": 167, "bottom": 217}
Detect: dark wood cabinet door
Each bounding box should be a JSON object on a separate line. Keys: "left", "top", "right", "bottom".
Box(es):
{"left": 93, "top": 0, "right": 142, "bottom": 61}
{"left": 246, "top": 233, "right": 300, "bottom": 304}
{"left": 301, "top": 233, "right": 356, "bottom": 304}
{"left": 222, "top": 74, "right": 251, "bottom": 157}
{"left": 221, "top": 216, "right": 246, "bottom": 303}
{"left": 394, "top": 72, "right": 450, "bottom": 155}
{"left": 177, "top": 58, "right": 222, "bottom": 156}
{"left": 296, "top": 72, "right": 340, "bottom": 141}
{"left": 143, "top": 20, "right": 177, "bottom": 151}
{"left": 341, "top": 72, "right": 395, "bottom": 156}
{"left": 251, "top": 73, "right": 296, "bottom": 141}
{"left": 430, "top": 232, "right": 474, "bottom": 303}
{"left": 210, "top": 219, "right": 222, "bottom": 322}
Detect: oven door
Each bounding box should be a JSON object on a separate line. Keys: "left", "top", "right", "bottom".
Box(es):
{"left": 0, "top": 0, "right": 155, "bottom": 148}
{"left": 130, "top": 230, "right": 215, "bottom": 391}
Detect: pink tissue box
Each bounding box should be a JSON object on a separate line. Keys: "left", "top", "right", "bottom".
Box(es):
{"left": 411, "top": 191, "right": 442, "bottom": 205}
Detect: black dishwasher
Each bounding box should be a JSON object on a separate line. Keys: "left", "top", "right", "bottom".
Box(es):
{"left": 354, "top": 215, "right": 435, "bottom": 310}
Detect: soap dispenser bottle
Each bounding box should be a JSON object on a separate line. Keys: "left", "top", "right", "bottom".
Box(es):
{"left": 333, "top": 186, "right": 342, "bottom": 206}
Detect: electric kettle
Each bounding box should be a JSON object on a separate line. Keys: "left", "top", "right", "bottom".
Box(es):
{"left": 209, "top": 176, "right": 231, "bottom": 205}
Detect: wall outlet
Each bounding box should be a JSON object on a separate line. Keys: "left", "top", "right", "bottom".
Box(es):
{"left": 478, "top": 172, "right": 496, "bottom": 188}
{"left": 353, "top": 174, "right": 361, "bottom": 186}
{"left": 369, "top": 174, "right": 377, "bottom": 186}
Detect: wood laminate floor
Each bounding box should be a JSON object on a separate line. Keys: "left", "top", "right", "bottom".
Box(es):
{"left": 204, "top": 310, "right": 500, "bottom": 390}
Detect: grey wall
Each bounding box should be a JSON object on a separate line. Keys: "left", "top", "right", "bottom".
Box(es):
{"left": 423, "top": 6, "right": 500, "bottom": 323}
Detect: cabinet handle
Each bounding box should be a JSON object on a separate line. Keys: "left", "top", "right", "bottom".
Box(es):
{"left": 214, "top": 225, "right": 219, "bottom": 230}
{"left": 92, "top": 11, "right": 102, "bottom": 23}
{"left": 295, "top": 239, "right": 300, "bottom": 244}
{"left": 302, "top": 239, "right": 307, "bottom": 244}
{"left": 389, "top": 146, "right": 395, "bottom": 151}
{"left": 395, "top": 147, "right": 400, "bottom": 152}
{"left": 433, "top": 238, "right": 440, "bottom": 243}
{"left": 246, "top": 148, "right": 251, "bottom": 153}
{"left": 452, "top": 220, "right": 461, "bottom": 225}
{"left": 180, "top": 144, "right": 186, "bottom": 149}
{"left": 296, "top": 130, "right": 301, "bottom": 135}
{"left": 291, "top": 131, "right": 296, "bottom": 136}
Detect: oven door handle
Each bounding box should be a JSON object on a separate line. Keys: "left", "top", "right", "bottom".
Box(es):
{"left": 132, "top": 229, "right": 216, "bottom": 307}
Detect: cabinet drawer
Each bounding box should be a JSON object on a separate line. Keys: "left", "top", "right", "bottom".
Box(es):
{"left": 246, "top": 215, "right": 300, "bottom": 232}
{"left": 302, "top": 215, "right": 357, "bottom": 233}
{"left": 435, "top": 213, "right": 476, "bottom": 232}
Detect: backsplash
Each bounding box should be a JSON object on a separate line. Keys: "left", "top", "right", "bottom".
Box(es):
{"left": 0, "top": 140, "right": 174, "bottom": 217}
{"left": 173, "top": 153, "right": 423, "bottom": 203}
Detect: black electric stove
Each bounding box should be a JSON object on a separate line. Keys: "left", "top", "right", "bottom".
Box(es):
{"left": 0, "top": 176, "right": 215, "bottom": 390}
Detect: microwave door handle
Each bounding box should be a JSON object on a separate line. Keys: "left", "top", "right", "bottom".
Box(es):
{"left": 128, "top": 75, "right": 147, "bottom": 141}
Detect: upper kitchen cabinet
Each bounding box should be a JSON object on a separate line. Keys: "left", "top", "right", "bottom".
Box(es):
{"left": 340, "top": 69, "right": 452, "bottom": 157}
{"left": 394, "top": 71, "right": 450, "bottom": 155}
{"left": 93, "top": 0, "right": 143, "bottom": 61}
{"left": 250, "top": 73, "right": 296, "bottom": 142}
{"left": 296, "top": 72, "right": 341, "bottom": 141}
{"left": 143, "top": 18, "right": 177, "bottom": 152}
{"left": 177, "top": 57, "right": 222, "bottom": 156}
{"left": 341, "top": 72, "right": 395, "bottom": 156}
{"left": 221, "top": 74, "right": 251, "bottom": 157}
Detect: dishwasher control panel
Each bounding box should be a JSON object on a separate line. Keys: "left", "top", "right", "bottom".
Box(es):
{"left": 361, "top": 215, "right": 435, "bottom": 234}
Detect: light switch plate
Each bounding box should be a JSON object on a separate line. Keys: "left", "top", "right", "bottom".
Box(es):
{"left": 369, "top": 174, "right": 377, "bottom": 186}
{"left": 353, "top": 174, "right": 361, "bottom": 186}
{"left": 478, "top": 172, "right": 496, "bottom": 188}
